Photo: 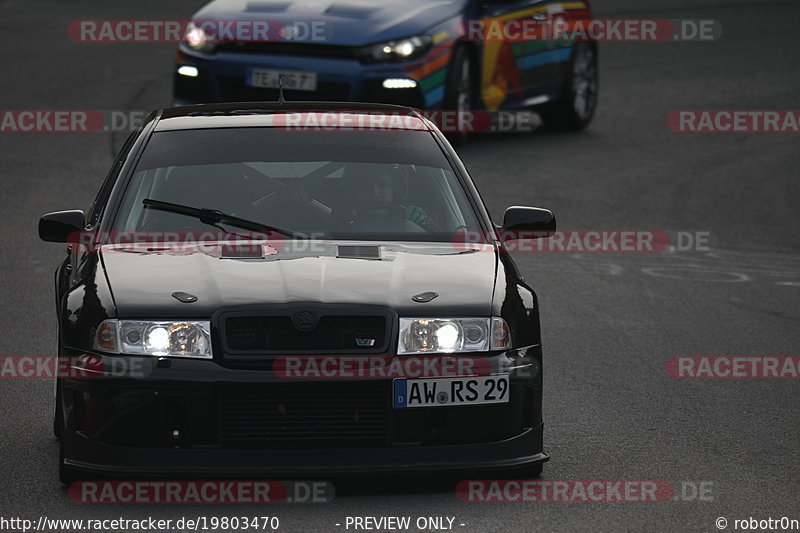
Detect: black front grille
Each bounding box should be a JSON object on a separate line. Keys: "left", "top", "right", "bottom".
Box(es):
{"left": 217, "top": 42, "right": 357, "bottom": 59}
{"left": 217, "top": 76, "right": 350, "bottom": 102}
{"left": 219, "top": 381, "right": 389, "bottom": 448}
{"left": 225, "top": 314, "right": 387, "bottom": 353}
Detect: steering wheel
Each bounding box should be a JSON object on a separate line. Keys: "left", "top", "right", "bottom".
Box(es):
{"left": 358, "top": 201, "right": 405, "bottom": 218}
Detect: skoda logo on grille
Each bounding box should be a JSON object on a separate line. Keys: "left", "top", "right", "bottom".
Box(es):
{"left": 292, "top": 310, "right": 319, "bottom": 332}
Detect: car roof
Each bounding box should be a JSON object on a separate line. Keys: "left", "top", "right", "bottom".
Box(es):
{"left": 154, "top": 102, "right": 433, "bottom": 132}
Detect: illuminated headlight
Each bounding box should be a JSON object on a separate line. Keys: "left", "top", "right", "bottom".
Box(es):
{"left": 184, "top": 22, "right": 216, "bottom": 53}
{"left": 94, "top": 319, "right": 212, "bottom": 358}
{"left": 360, "top": 35, "right": 432, "bottom": 63}
{"left": 177, "top": 65, "right": 199, "bottom": 77}
{"left": 383, "top": 78, "right": 417, "bottom": 89}
{"left": 398, "top": 317, "right": 512, "bottom": 354}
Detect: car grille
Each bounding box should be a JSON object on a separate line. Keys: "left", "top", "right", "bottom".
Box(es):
{"left": 219, "top": 381, "right": 390, "bottom": 448}
{"left": 217, "top": 42, "right": 357, "bottom": 59}
{"left": 223, "top": 313, "right": 389, "bottom": 354}
{"left": 217, "top": 76, "right": 350, "bottom": 102}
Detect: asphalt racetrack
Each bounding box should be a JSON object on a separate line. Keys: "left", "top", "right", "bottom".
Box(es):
{"left": 1, "top": 0, "right": 799, "bottom": 531}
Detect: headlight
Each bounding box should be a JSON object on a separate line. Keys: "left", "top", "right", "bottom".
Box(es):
{"left": 398, "top": 317, "right": 512, "bottom": 354}
{"left": 358, "top": 35, "right": 432, "bottom": 63}
{"left": 94, "top": 319, "right": 212, "bottom": 358}
{"left": 184, "top": 22, "right": 216, "bottom": 53}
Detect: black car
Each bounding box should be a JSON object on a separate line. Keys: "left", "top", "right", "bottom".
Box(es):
{"left": 39, "top": 102, "right": 555, "bottom": 483}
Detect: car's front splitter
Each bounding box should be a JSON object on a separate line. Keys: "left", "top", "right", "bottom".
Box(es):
{"left": 63, "top": 425, "right": 547, "bottom": 477}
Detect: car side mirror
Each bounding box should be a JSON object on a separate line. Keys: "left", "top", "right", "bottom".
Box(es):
{"left": 39, "top": 210, "right": 86, "bottom": 243}
{"left": 501, "top": 206, "right": 556, "bottom": 240}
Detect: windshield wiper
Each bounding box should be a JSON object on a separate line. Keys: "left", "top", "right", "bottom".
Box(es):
{"left": 143, "top": 199, "right": 309, "bottom": 240}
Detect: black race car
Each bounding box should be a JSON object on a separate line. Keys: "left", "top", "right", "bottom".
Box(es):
{"left": 39, "top": 102, "right": 555, "bottom": 483}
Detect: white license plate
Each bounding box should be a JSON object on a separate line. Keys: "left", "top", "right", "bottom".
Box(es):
{"left": 393, "top": 375, "right": 510, "bottom": 408}
{"left": 246, "top": 69, "right": 317, "bottom": 91}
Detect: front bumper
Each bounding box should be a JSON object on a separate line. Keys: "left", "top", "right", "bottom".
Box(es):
{"left": 60, "top": 347, "right": 545, "bottom": 476}
{"left": 64, "top": 428, "right": 547, "bottom": 477}
{"left": 173, "top": 46, "right": 445, "bottom": 109}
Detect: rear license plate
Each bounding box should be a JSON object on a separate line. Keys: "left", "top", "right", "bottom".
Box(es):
{"left": 393, "top": 375, "right": 509, "bottom": 408}
{"left": 246, "top": 69, "right": 317, "bottom": 91}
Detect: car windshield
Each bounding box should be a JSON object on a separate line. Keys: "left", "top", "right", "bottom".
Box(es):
{"left": 112, "top": 127, "right": 484, "bottom": 242}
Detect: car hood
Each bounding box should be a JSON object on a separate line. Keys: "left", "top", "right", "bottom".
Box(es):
{"left": 100, "top": 242, "right": 497, "bottom": 317}
{"left": 193, "top": 0, "right": 465, "bottom": 46}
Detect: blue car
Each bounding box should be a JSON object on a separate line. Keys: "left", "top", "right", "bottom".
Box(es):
{"left": 174, "top": 0, "right": 597, "bottom": 133}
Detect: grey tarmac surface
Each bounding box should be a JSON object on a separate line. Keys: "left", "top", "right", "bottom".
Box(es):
{"left": 1, "top": 0, "right": 798, "bottom": 531}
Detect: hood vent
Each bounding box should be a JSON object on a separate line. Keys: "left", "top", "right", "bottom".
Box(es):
{"left": 325, "top": 5, "right": 380, "bottom": 19}
{"left": 245, "top": 2, "right": 292, "bottom": 13}
{"left": 221, "top": 243, "right": 266, "bottom": 260}
{"left": 337, "top": 245, "right": 381, "bottom": 260}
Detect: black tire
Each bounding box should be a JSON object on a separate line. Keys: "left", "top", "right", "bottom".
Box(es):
{"left": 443, "top": 45, "right": 474, "bottom": 146}
{"left": 542, "top": 42, "right": 598, "bottom": 131}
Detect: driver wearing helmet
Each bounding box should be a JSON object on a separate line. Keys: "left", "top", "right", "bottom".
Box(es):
{"left": 370, "top": 171, "right": 433, "bottom": 228}
{"left": 337, "top": 164, "right": 438, "bottom": 232}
